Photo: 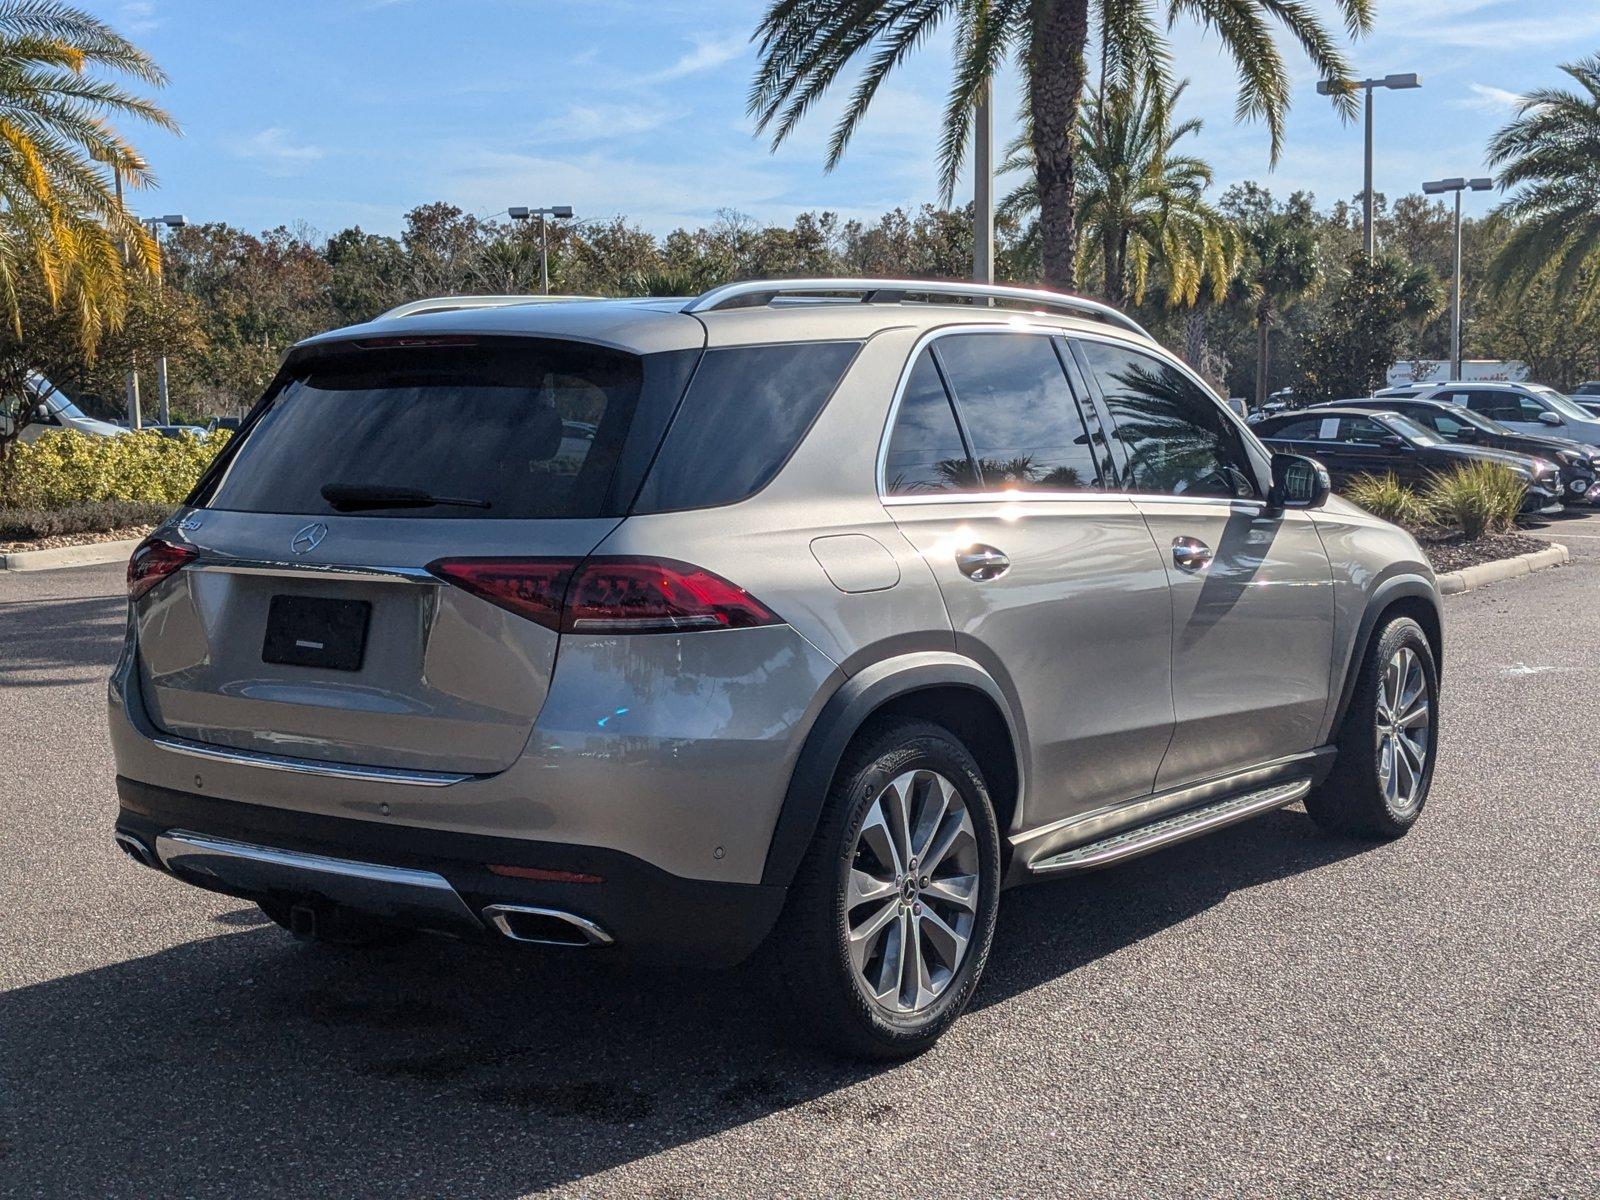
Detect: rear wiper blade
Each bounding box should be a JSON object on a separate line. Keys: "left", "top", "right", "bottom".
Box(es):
{"left": 320, "top": 483, "right": 491, "bottom": 512}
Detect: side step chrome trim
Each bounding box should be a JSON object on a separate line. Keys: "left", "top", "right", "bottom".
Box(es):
{"left": 1028, "top": 779, "right": 1310, "bottom": 875}
{"left": 155, "top": 830, "right": 483, "bottom": 934}
{"left": 150, "top": 734, "right": 474, "bottom": 787}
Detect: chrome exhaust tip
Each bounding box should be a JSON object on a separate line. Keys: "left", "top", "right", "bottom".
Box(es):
{"left": 115, "top": 832, "right": 158, "bottom": 869}
{"left": 482, "top": 904, "right": 613, "bottom": 947}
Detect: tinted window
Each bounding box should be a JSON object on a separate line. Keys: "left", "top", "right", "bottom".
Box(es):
{"left": 1463, "top": 390, "right": 1521, "bottom": 422}
{"left": 634, "top": 341, "right": 860, "bottom": 512}
{"left": 1079, "top": 341, "right": 1257, "bottom": 498}
{"left": 883, "top": 349, "right": 979, "bottom": 494}
{"left": 935, "top": 333, "right": 1101, "bottom": 491}
{"left": 201, "top": 340, "right": 648, "bottom": 519}
{"left": 1262, "top": 416, "right": 1325, "bottom": 441}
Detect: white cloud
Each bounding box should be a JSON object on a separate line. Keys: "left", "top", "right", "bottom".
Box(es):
{"left": 233, "top": 127, "right": 326, "bottom": 175}
{"left": 119, "top": 1, "right": 159, "bottom": 34}
{"left": 530, "top": 103, "right": 676, "bottom": 143}
{"left": 1461, "top": 83, "right": 1525, "bottom": 113}
{"left": 641, "top": 32, "right": 747, "bottom": 84}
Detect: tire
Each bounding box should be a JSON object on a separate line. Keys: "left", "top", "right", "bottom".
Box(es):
{"left": 256, "top": 900, "right": 413, "bottom": 948}
{"left": 1306, "top": 616, "right": 1439, "bottom": 839}
{"left": 768, "top": 717, "right": 1002, "bottom": 1059}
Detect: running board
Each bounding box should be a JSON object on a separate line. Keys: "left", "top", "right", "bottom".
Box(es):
{"left": 1028, "top": 779, "right": 1311, "bottom": 875}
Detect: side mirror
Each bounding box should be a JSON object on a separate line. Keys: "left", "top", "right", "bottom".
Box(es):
{"left": 1268, "top": 453, "right": 1330, "bottom": 510}
{"left": 1538, "top": 410, "right": 1563, "bottom": 426}
{"left": 34, "top": 403, "right": 49, "bottom": 422}
{"left": 1378, "top": 434, "right": 1406, "bottom": 448}
{"left": 1454, "top": 426, "right": 1478, "bottom": 443}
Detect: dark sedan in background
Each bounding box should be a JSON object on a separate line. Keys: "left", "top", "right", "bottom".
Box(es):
{"left": 1314, "top": 396, "right": 1600, "bottom": 505}
{"left": 1253, "top": 407, "right": 1565, "bottom": 513}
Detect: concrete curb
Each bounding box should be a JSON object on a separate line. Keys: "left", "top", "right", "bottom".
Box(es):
{"left": 0, "top": 536, "right": 141, "bottom": 573}
{"left": 1436, "top": 542, "right": 1568, "bottom": 596}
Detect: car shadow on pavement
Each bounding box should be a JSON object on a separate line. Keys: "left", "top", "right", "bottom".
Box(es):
{"left": 0, "top": 595, "right": 124, "bottom": 688}
{"left": 0, "top": 806, "right": 1369, "bottom": 1197}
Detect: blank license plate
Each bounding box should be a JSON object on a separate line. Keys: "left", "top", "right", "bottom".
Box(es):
{"left": 262, "top": 595, "right": 371, "bottom": 671}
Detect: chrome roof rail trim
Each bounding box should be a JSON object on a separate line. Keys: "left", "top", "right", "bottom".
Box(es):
{"left": 375, "top": 294, "right": 596, "bottom": 321}
{"left": 681, "top": 278, "right": 1150, "bottom": 338}
{"left": 150, "top": 734, "right": 476, "bottom": 787}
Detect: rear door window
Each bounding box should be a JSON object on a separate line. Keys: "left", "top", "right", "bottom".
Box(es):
{"left": 933, "top": 333, "right": 1102, "bottom": 491}
{"left": 883, "top": 348, "right": 980, "bottom": 495}
{"left": 197, "top": 339, "right": 675, "bottom": 519}
{"left": 632, "top": 341, "right": 860, "bottom": 512}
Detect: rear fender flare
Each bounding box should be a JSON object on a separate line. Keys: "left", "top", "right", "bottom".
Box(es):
{"left": 761, "top": 652, "right": 1025, "bottom": 889}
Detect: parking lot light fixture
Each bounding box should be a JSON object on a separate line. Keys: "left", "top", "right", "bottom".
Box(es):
{"left": 509, "top": 205, "right": 576, "bottom": 294}
{"left": 1317, "top": 73, "right": 1423, "bottom": 258}
{"left": 141, "top": 214, "right": 189, "bottom": 426}
{"left": 1422, "top": 177, "right": 1495, "bottom": 380}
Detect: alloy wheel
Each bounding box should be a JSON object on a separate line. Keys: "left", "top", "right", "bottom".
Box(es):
{"left": 845, "top": 769, "right": 980, "bottom": 1014}
{"left": 1376, "top": 646, "right": 1431, "bottom": 811}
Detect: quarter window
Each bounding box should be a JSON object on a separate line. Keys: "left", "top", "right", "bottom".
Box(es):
{"left": 933, "top": 333, "right": 1101, "bottom": 492}
{"left": 1078, "top": 341, "right": 1257, "bottom": 499}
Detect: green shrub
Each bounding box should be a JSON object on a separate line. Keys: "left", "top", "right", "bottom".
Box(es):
{"left": 0, "top": 499, "right": 172, "bottom": 540}
{"left": 1343, "top": 472, "right": 1431, "bottom": 527}
{"left": 0, "top": 428, "right": 229, "bottom": 511}
{"left": 1421, "top": 461, "right": 1526, "bottom": 539}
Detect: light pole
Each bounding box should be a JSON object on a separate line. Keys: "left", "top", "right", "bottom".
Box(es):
{"left": 508, "top": 205, "right": 574, "bottom": 294}
{"left": 142, "top": 214, "right": 187, "bottom": 425}
{"left": 972, "top": 80, "right": 994, "bottom": 286}
{"left": 1317, "top": 73, "right": 1422, "bottom": 258}
{"left": 1422, "top": 177, "right": 1493, "bottom": 381}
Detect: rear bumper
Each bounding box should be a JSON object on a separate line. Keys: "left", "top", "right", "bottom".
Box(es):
{"left": 115, "top": 776, "right": 787, "bottom": 967}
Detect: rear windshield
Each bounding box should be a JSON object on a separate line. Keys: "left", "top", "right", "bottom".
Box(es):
{"left": 196, "top": 339, "right": 691, "bottom": 520}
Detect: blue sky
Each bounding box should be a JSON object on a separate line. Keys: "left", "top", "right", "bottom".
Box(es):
{"left": 89, "top": 0, "right": 1600, "bottom": 239}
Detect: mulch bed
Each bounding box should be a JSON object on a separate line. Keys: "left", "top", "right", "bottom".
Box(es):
{"left": 1417, "top": 530, "right": 1548, "bottom": 574}
{"left": 0, "top": 525, "right": 154, "bottom": 554}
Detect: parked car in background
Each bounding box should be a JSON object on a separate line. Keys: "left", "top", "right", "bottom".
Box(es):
{"left": 109, "top": 279, "right": 1444, "bottom": 1058}
{"left": 1572, "top": 381, "right": 1600, "bottom": 397}
{"left": 142, "top": 424, "right": 208, "bottom": 440}
{"left": 1416, "top": 381, "right": 1600, "bottom": 448}
{"left": 16, "top": 374, "right": 127, "bottom": 443}
{"left": 206, "top": 416, "right": 243, "bottom": 434}
{"left": 1319, "top": 396, "right": 1600, "bottom": 505}
{"left": 1253, "top": 406, "right": 1564, "bottom": 513}
{"left": 1572, "top": 394, "right": 1600, "bottom": 419}
{"left": 1374, "top": 383, "right": 1433, "bottom": 399}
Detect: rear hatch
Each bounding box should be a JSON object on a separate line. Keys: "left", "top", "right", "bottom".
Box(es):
{"left": 134, "top": 331, "right": 701, "bottom": 775}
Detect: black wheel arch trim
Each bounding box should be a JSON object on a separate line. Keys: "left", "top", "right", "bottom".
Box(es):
{"left": 1325, "top": 572, "right": 1442, "bottom": 741}
{"left": 761, "top": 652, "right": 1025, "bottom": 889}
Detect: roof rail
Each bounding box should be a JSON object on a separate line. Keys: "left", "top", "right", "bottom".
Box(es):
{"left": 375, "top": 295, "right": 593, "bottom": 321}
{"left": 681, "top": 278, "right": 1150, "bottom": 338}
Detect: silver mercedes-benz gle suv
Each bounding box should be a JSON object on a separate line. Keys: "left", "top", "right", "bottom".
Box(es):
{"left": 111, "top": 279, "right": 1443, "bottom": 1057}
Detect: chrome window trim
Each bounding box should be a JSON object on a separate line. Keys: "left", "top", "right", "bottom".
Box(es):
{"left": 189, "top": 558, "right": 436, "bottom": 585}
{"left": 150, "top": 733, "right": 476, "bottom": 787}
{"left": 874, "top": 322, "right": 1133, "bottom": 503}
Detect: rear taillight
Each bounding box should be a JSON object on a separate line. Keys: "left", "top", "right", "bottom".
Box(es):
{"left": 427, "top": 556, "right": 781, "bottom": 635}
{"left": 127, "top": 537, "right": 197, "bottom": 601}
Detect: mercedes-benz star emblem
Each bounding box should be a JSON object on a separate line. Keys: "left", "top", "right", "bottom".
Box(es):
{"left": 290, "top": 522, "right": 328, "bottom": 555}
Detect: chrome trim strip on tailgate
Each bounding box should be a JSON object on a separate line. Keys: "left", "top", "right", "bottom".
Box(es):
{"left": 150, "top": 733, "right": 475, "bottom": 787}
{"left": 155, "top": 830, "right": 482, "bottom": 933}
{"left": 189, "top": 559, "right": 435, "bottom": 584}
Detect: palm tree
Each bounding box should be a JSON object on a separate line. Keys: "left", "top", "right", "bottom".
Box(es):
{"left": 1239, "top": 213, "right": 1319, "bottom": 410}
{"left": 748, "top": 0, "right": 1369, "bottom": 293}
{"left": 0, "top": 1, "right": 175, "bottom": 348}
{"left": 1486, "top": 54, "right": 1600, "bottom": 318}
{"left": 1000, "top": 78, "right": 1238, "bottom": 309}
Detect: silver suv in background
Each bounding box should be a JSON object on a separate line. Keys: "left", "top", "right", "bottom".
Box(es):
{"left": 1417, "top": 380, "right": 1600, "bottom": 446}
{"left": 111, "top": 280, "right": 1443, "bottom": 1057}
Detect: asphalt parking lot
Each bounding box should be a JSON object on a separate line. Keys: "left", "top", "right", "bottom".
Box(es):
{"left": 3, "top": 513, "right": 1598, "bottom": 1199}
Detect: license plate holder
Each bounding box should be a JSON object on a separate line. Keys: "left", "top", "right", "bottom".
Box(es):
{"left": 262, "top": 595, "right": 371, "bottom": 671}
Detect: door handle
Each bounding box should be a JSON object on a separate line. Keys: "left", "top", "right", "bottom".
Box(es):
{"left": 956, "top": 545, "right": 1010, "bottom": 581}
{"left": 1171, "top": 536, "right": 1213, "bottom": 571}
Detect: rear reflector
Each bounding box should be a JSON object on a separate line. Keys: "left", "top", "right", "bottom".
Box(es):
{"left": 427, "top": 556, "right": 781, "bottom": 635}
{"left": 488, "top": 864, "right": 604, "bottom": 885}
{"left": 128, "top": 537, "right": 197, "bottom": 601}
